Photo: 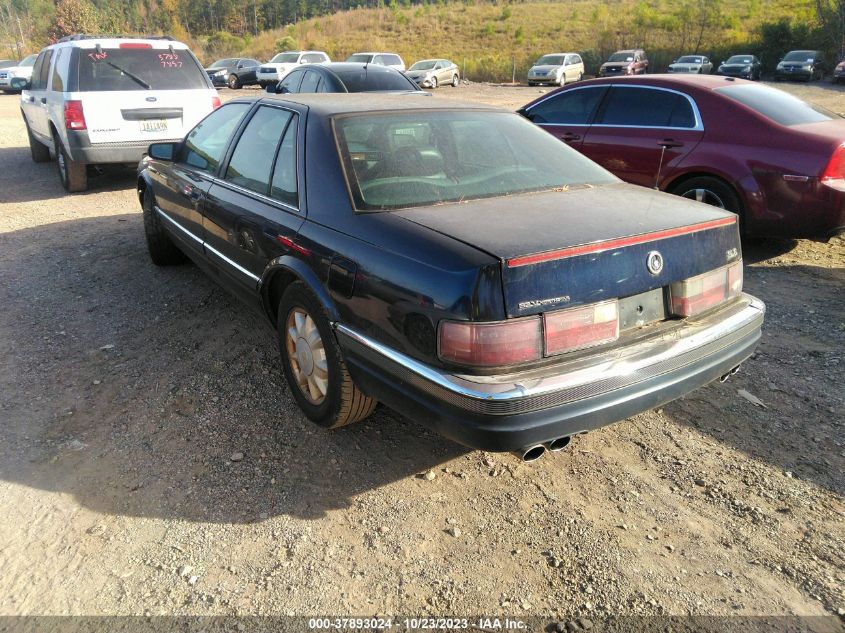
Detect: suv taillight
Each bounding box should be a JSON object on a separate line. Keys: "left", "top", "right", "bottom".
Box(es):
{"left": 64, "top": 100, "right": 86, "bottom": 130}
{"left": 820, "top": 144, "right": 845, "bottom": 187}
{"left": 670, "top": 261, "right": 743, "bottom": 317}
{"left": 211, "top": 96, "right": 221, "bottom": 109}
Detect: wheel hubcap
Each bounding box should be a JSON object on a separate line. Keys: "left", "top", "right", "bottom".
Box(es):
{"left": 680, "top": 187, "right": 725, "bottom": 208}
{"left": 285, "top": 307, "right": 328, "bottom": 404}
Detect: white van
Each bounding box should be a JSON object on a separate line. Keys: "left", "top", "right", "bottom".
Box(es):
{"left": 20, "top": 35, "right": 220, "bottom": 192}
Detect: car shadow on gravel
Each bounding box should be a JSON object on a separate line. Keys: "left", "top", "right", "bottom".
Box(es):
{"left": 0, "top": 214, "right": 467, "bottom": 524}
{"left": 0, "top": 146, "right": 137, "bottom": 203}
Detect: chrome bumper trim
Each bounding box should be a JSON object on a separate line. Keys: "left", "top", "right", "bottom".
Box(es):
{"left": 335, "top": 295, "right": 765, "bottom": 415}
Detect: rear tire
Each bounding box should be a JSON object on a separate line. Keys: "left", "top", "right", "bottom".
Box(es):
{"left": 53, "top": 131, "right": 87, "bottom": 192}
{"left": 278, "top": 282, "right": 377, "bottom": 429}
{"left": 228, "top": 74, "right": 241, "bottom": 89}
{"left": 142, "top": 186, "right": 187, "bottom": 266}
{"left": 26, "top": 119, "right": 50, "bottom": 163}
{"left": 669, "top": 176, "right": 743, "bottom": 226}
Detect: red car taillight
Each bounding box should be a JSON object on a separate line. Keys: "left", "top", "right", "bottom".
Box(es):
{"left": 438, "top": 299, "right": 622, "bottom": 367}
{"left": 820, "top": 144, "right": 845, "bottom": 188}
{"left": 64, "top": 100, "right": 86, "bottom": 130}
{"left": 439, "top": 317, "right": 542, "bottom": 367}
{"left": 670, "top": 261, "right": 743, "bottom": 317}
{"left": 545, "top": 299, "right": 619, "bottom": 355}
{"left": 211, "top": 96, "right": 222, "bottom": 109}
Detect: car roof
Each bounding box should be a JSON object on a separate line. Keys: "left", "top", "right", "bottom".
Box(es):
{"left": 412, "top": 58, "right": 449, "bottom": 63}
{"left": 572, "top": 74, "right": 752, "bottom": 92}
{"left": 319, "top": 62, "right": 404, "bottom": 73}
{"left": 349, "top": 52, "right": 400, "bottom": 56}
{"left": 256, "top": 93, "right": 502, "bottom": 115}
{"left": 48, "top": 37, "right": 190, "bottom": 50}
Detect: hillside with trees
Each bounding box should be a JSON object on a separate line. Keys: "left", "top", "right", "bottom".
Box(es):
{"left": 1, "top": 0, "right": 843, "bottom": 81}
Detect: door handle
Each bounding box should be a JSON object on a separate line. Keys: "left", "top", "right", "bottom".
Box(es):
{"left": 560, "top": 132, "right": 581, "bottom": 142}
{"left": 181, "top": 184, "right": 202, "bottom": 202}
{"left": 658, "top": 139, "right": 683, "bottom": 148}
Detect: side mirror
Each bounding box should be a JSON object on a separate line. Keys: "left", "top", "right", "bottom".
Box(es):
{"left": 148, "top": 142, "right": 178, "bottom": 161}
{"left": 10, "top": 77, "right": 30, "bottom": 90}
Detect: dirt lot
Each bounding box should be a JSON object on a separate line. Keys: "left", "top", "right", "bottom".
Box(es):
{"left": 0, "top": 81, "right": 843, "bottom": 628}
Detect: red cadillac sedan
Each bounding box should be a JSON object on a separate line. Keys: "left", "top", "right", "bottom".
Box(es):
{"left": 519, "top": 75, "right": 845, "bottom": 240}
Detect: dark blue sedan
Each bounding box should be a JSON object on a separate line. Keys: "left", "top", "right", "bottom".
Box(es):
{"left": 137, "top": 95, "right": 764, "bottom": 461}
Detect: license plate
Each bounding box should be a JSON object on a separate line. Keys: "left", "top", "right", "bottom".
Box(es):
{"left": 140, "top": 119, "right": 168, "bottom": 133}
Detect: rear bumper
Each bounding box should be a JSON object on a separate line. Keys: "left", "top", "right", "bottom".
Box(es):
{"left": 66, "top": 131, "right": 181, "bottom": 164}
{"left": 336, "top": 295, "right": 765, "bottom": 451}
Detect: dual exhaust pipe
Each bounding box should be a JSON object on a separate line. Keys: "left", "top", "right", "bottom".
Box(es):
{"left": 719, "top": 364, "right": 741, "bottom": 383}
{"left": 513, "top": 435, "right": 572, "bottom": 462}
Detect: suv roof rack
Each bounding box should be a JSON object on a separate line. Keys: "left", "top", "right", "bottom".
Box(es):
{"left": 56, "top": 33, "right": 177, "bottom": 43}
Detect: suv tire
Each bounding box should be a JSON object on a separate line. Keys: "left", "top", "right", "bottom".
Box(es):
{"left": 26, "top": 119, "right": 50, "bottom": 163}
{"left": 53, "top": 132, "right": 87, "bottom": 192}
{"left": 142, "top": 186, "right": 187, "bottom": 265}
{"left": 278, "top": 282, "right": 377, "bottom": 429}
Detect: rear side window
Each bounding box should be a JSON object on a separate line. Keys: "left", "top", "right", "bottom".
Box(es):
{"left": 78, "top": 47, "right": 208, "bottom": 91}
{"left": 382, "top": 55, "right": 402, "bottom": 66}
{"left": 31, "top": 49, "right": 53, "bottom": 90}
{"left": 298, "top": 70, "right": 321, "bottom": 93}
{"left": 226, "top": 106, "right": 292, "bottom": 195}
{"left": 715, "top": 84, "right": 836, "bottom": 126}
{"left": 51, "top": 48, "right": 65, "bottom": 92}
{"left": 182, "top": 103, "right": 250, "bottom": 172}
{"left": 597, "top": 87, "right": 695, "bottom": 128}
{"left": 526, "top": 86, "right": 607, "bottom": 125}
{"left": 271, "top": 115, "right": 299, "bottom": 207}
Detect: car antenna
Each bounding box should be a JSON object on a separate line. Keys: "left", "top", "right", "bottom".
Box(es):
{"left": 654, "top": 144, "right": 668, "bottom": 190}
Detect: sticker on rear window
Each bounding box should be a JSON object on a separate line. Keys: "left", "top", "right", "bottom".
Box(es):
{"left": 87, "top": 51, "right": 108, "bottom": 62}
{"left": 158, "top": 53, "right": 183, "bottom": 68}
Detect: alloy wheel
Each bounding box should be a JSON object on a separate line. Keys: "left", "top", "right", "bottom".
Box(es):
{"left": 285, "top": 307, "right": 329, "bottom": 404}
{"left": 679, "top": 187, "right": 725, "bottom": 208}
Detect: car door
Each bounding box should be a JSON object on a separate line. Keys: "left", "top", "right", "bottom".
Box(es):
{"left": 522, "top": 85, "right": 608, "bottom": 148}
{"left": 238, "top": 59, "right": 258, "bottom": 83}
{"left": 202, "top": 104, "right": 304, "bottom": 300}
{"left": 580, "top": 85, "right": 703, "bottom": 188}
{"left": 21, "top": 48, "right": 53, "bottom": 141}
{"left": 152, "top": 102, "right": 252, "bottom": 255}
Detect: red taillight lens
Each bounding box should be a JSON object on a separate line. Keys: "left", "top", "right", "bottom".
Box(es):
{"left": 670, "top": 261, "right": 743, "bottom": 317}
{"left": 64, "top": 100, "right": 86, "bottom": 130}
{"left": 439, "top": 318, "right": 541, "bottom": 367}
{"left": 545, "top": 300, "right": 619, "bottom": 355}
{"left": 821, "top": 144, "right": 845, "bottom": 185}
{"left": 211, "top": 96, "right": 222, "bottom": 109}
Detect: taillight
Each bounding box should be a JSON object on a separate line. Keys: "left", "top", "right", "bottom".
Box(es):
{"left": 820, "top": 144, "right": 845, "bottom": 186}
{"left": 211, "top": 96, "right": 221, "bottom": 109}
{"left": 670, "top": 261, "right": 743, "bottom": 317}
{"left": 545, "top": 299, "right": 619, "bottom": 355}
{"left": 64, "top": 100, "right": 86, "bottom": 130}
{"left": 438, "top": 318, "right": 541, "bottom": 367}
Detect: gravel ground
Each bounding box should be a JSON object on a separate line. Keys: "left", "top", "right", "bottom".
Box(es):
{"left": 0, "top": 81, "right": 843, "bottom": 629}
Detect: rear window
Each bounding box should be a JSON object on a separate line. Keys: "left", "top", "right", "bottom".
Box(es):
{"left": 335, "top": 110, "right": 616, "bottom": 211}
{"left": 334, "top": 68, "right": 416, "bottom": 92}
{"left": 715, "top": 84, "right": 838, "bottom": 126}
{"left": 77, "top": 47, "right": 207, "bottom": 91}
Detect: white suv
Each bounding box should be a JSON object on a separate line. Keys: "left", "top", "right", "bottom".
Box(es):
{"left": 256, "top": 50, "right": 330, "bottom": 87}
{"left": 20, "top": 35, "right": 220, "bottom": 192}
{"left": 345, "top": 52, "right": 406, "bottom": 72}
{"left": 0, "top": 54, "right": 37, "bottom": 92}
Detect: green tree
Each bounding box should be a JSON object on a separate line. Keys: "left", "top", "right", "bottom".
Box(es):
{"left": 48, "top": 0, "right": 100, "bottom": 42}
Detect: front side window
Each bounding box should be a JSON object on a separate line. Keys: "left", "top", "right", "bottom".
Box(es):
{"left": 77, "top": 47, "right": 207, "bottom": 91}
{"left": 597, "top": 87, "right": 695, "bottom": 128}
{"left": 271, "top": 53, "right": 300, "bottom": 63}
{"left": 181, "top": 103, "right": 250, "bottom": 172}
{"left": 335, "top": 110, "right": 617, "bottom": 211}
{"left": 526, "top": 86, "right": 607, "bottom": 125}
{"left": 278, "top": 69, "right": 304, "bottom": 92}
{"left": 226, "top": 106, "right": 292, "bottom": 195}
{"left": 302, "top": 53, "right": 324, "bottom": 63}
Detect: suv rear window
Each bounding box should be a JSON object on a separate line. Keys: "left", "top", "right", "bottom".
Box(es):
{"left": 715, "top": 84, "right": 837, "bottom": 126}
{"left": 77, "top": 48, "right": 207, "bottom": 91}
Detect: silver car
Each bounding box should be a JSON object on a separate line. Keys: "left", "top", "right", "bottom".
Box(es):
{"left": 527, "top": 53, "right": 584, "bottom": 86}
{"left": 405, "top": 59, "right": 460, "bottom": 88}
{"left": 667, "top": 55, "right": 713, "bottom": 74}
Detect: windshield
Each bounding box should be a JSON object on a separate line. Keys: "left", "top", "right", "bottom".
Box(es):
{"left": 346, "top": 54, "right": 374, "bottom": 63}
{"left": 410, "top": 60, "right": 437, "bottom": 71}
{"left": 608, "top": 53, "right": 634, "bottom": 62}
{"left": 536, "top": 55, "right": 565, "bottom": 66}
{"left": 335, "top": 68, "right": 417, "bottom": 92}
{"left": 677, "top": 56, "right": 702, "bottom": 63}
{"left": 726, "top": 56, "right": 753, "bottom": 64}
{"left": 335, "top": 110, "right": 617, "bottom": 211}
{"left": 78, "top": 48, "right": 207, "bottom": 91}
{"left": 19, "top": 54, "right": 37, "bottom": 67}
{"left": 208, "top": 58, "right": 234, "bottom": 68}
{"left": 715, "top": 84, "right": 839, "bottom": 126}
{"left": 270, "top": 53, "right": 300, "bottom": 63}
{"left": 783, "top": 51, "right": 815, "bottom": 62}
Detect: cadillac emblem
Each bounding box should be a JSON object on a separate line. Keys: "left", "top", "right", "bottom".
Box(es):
{"left": 646, "top": 251, "right": 664, "bottom": 275}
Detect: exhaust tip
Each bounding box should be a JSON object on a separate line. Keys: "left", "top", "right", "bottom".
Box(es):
{"left": 546, "top": 436, "right": 572, "bottom": 452}
{"left": 516, "top": 444, "right": 546, "bottom": 462}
